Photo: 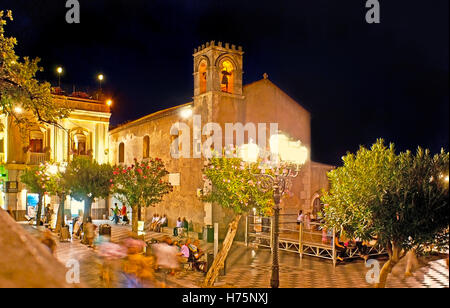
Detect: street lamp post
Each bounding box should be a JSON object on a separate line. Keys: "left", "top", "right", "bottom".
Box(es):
{"left": 56, "top": 67, "right": 63, "bottom": 88}
{"left": 240, "top": 134, "right": 308, "bottom": 288}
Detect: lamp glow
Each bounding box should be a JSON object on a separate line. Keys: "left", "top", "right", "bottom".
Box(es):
{"left": 106, "top": 99, "right": 113, "bottom": 107}
{"left": 98, "top": 74, "right": 104, "bottom": 81}
{"left": 57, "top": 67, "right": 63, "bottom": 74}
{"left": 180, "top": 108, "right": 193, "bottom": 119}
{"left": 239, "top": 142, "right": 260, "bottom": 163}
{"left": 270, "top": 133, "right": 308, "bottom": 166}
{"left": 14, "top": 106, "right": 23, "bottom": 114}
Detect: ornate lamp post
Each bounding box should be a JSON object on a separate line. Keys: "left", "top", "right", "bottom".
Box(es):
{"left": 240, "top": 134, "right": 308, "bottom": 288}
{"left": 56, "top": 67, "right": 63, "bottom": 88}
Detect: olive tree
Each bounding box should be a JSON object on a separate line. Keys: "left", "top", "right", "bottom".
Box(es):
{"left": 322, "top": 139, "right": 449, "bottom": 288}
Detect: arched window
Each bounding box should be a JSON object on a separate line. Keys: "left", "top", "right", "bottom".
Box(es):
{"left": 143, "top": 136, "right": 150, "bottom": 158}
{"left": 220, "top": 60, "right": 234, "bottom": 93}
{"left": 199, "top": 60, "right": 207, "bottom": 94}
{"left": 118, "top": 142, "right": 125, "bottom": 163}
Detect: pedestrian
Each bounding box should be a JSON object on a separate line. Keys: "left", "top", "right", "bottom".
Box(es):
{"left": 173, "top": 217, "right": 182, "bottom": 236}
{"left": 297, "top": 210, "right": 304, "bottom": 228}
{"left": 121, "top": 204, "right": 129, "bottom": 225}
{"left": 85, "top": 217, "right": 97, "bottom": 248}
{"left": 112, "top": 203, "right": 120, "bottom": 224}
{"left": 182, "top": 217, "right": 188, "bottom": 235}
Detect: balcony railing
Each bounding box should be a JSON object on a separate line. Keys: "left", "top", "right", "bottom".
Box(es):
{"left": 28, "top": 152, "right": 50, "bottom": 165}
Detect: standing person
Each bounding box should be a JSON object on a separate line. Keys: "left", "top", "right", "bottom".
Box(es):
{"left": 84, "top": 217, "right": 97, "bottom": 248}
{"left": 173, "top": 217, "right": 182, "bottom": 236}
{"left": 182, "top": 217, "right": 188, "bottom": 235}
{"left": 297, "top": 210, "right": 304, "bottom": 227}
{"left": 304, "top": 212, "right": 311, "bottom": 230}
{"left": 112, "top": 204, "right": 119, "bottom": 224}
{"left": 121, "top": 204, "right": 129, "bottom": 225}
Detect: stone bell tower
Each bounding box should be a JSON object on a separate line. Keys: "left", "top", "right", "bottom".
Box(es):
{"left": 192, "top": 41, "right": 245, "bottom": 236}
{"left": 193, "top": 41, "right": 244, "bottom": 97}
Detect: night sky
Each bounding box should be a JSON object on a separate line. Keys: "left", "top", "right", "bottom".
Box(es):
{"left": 1, "top": 0, "right": 448, "bottom": 166}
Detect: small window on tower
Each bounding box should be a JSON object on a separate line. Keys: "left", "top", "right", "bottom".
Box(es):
{"left": 220, "top": 60, "right": 234, "bottom": 93}
{"left": 199, "top": 60, "right": 207, "bottom": 94}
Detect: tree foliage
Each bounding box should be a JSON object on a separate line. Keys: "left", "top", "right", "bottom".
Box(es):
{"left": 321, "top": 139, "right": 449, "bottom": 287}
{"left": 111, "top": 158, "right": 173, "bottom": 209}
{"left": 322, "top": 139, "right": 449, "bottom": 250}
{"left": 201, "top": 156, "right": 274, "bottom": 216}
{"left": 20, "top": 162, "right": 62, "bottom": 223}
{"left": 0, "top": 10, "right": 70, "bottom": 129}
{"left": 65, "top": 156, "right": 112, "bottom": 202}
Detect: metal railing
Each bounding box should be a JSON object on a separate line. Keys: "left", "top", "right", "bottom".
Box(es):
{"left": 246, "top": 214, "right": 386, "bottom": 266}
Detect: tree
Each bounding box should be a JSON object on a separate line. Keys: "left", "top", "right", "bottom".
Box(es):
{"left": 321, "top": 139, "right": 449, "bottom": 288}
{"left": 42, "top": 163, "right": 69, "bottom": 233}
{"left": 200, "top": 156, "right": 274, "bottom": 287}
{"left": 20, "top": 163, "right": 60, "bottom": 226}
{"left": 0, "top": 11, "right": 70, "bottom": 129}
{"left": 65, "top": 156, "right": 112, "bottom": 240}
{"left": 111, "top": 158, "right": 173, "bottom": 234}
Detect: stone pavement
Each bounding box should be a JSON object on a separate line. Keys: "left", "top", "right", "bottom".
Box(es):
{"left": 22, "top": 222, "right": 449, "bottom": 288}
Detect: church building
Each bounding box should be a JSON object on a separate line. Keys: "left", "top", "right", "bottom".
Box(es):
{"left": 108, "top": 41, "right": 333, "bottom": 238}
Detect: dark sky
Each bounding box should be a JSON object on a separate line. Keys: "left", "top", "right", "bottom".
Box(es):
{"left": 1, "top": 0, "right": 448, "bottom": 165}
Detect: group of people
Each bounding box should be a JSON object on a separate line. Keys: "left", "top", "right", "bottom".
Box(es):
{"left": 111, "top": 203, "right": 129, "bottom": 225}
{"left": 149, "top": 214, "right": 168, "bottom": 232}
{"left": 156, "top": 237, "right": 206, "bottom": 272}
{"left": 173, "top": 217, "right": 189, "bottom": 237}
{"left": 297, "top": 209, "right": 374, "bottom": 262}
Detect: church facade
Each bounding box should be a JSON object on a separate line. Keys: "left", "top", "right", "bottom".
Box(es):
{"left": 109, "top": 41, "right": 333, "bottom": 238}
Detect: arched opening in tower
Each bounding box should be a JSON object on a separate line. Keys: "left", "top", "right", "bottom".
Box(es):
{"left": 220, "top": 60, "right": 234, "bottom": 94}
{"left": 199, "top": 60, "right": 208, "bottom": 94}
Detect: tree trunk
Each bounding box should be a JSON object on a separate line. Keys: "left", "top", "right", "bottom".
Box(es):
{"left": 83, "top": 197, "right": 93, "bottom": 224}
{"left": 81, "top": 197, "right": 93, "bottom": 245}
{"left": 55, "top": 193, "right": 66, "bottom": 234}
{"left": 202, "top": 215, "right": 241, "bottom": 287}
{"left": 375, "top": 243, "right": 402, "bottom": 288}
{"left": 132, "top": 205, "right": 139, "bottom": 235}
{"left": 35, "top": 194, "right": 43, "bottom": 226}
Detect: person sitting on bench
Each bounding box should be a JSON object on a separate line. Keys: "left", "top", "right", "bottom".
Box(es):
{"left": 188, "top": 240, "right": 206, "bottom": 272}
{"left": 155, "top": 214, "right": 168, "bottom": 232}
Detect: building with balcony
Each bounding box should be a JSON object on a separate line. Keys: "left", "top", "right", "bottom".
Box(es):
{"left": 0, "top": 93, "right": 111, "bottom": 221}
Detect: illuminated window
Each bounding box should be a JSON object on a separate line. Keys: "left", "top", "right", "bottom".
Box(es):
{"left": 119, "top": 142, "right": 125, "bottom": 163}
{"left": 29, "top": 131, "right": 44, "bottom": 153}
{"left": 199, "top": 60, "right": 207, "bottom": 94}
{"left": 143, "top": 136, "right": 150, "bottom": 158}
{"left": 220, "top": 60, "right": 234, "bottom": 93}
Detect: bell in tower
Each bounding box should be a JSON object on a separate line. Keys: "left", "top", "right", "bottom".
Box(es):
{"left": 193, "top": 41, "right": 244, "bottom": 97}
